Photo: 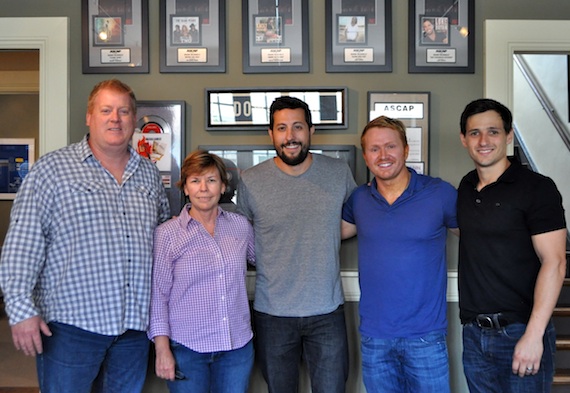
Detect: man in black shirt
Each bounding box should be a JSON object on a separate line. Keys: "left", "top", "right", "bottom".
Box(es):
{"left": 458, "top": 98, "right": 567, "bottom": 392}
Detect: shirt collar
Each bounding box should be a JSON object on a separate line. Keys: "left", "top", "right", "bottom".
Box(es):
{"left": 77, "top": 134, "right": 141, "bottom": 166}
{"left": 370, "top": 167, "right": 422, "bottom": 202}
{"left": 464, "top": 156, "right": 521, "bottom": 187}
{"left": 179, "top": 203, "right": 227, "bottom": 229}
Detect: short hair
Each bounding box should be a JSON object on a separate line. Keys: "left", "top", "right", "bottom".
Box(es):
{"left": 87, "top": 79, "right": 136, "bottom": 115}
{"left": 460, "top": 98, "right": 513, "bottom": 135}
{"left": 269, "top": 96, "right": 313, "bottom": 130}
{"left": 177, "top": 150, "right": 229, "bottom": 190}
{"left": 361, "top": 116, "right": 408, "bottom": 150}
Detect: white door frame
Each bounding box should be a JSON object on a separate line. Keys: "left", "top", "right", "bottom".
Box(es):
{"left": 485, "top": 19, "right": 570, "bottom": 228}
{"left": 0, "top": 17, "right": 69, "bottom": 155}
{"left": 485, "top": 19, "right": 570, "bottom": 111}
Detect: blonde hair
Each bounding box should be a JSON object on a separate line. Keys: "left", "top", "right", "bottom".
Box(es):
{"left": 361, "top": 116, "right": 408, "bottom": 149}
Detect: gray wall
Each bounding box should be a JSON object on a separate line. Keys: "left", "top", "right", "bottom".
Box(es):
{"left": 2, "top": 0, "right": 570, "bottom": 193}
{"left": 3, "top": 0, "right": 570, "bottom": 392}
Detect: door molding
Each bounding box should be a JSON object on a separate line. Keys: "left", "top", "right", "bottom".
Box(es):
{"left": 485, "top": 20, "right": 570, "bottom": 109}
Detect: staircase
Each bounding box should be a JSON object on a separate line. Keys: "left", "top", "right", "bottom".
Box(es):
{"left": 552, "top": 251, "right": 570, "bottom": 391}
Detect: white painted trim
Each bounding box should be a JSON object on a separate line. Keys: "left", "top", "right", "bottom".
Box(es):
{"left": 247, "top": 270, "right": 460, "bottom": 303}
{"left": 485, "top": 20, "right": 570, "bottom": 117}
{"left": 0, "top": 17, "right": 69, "bottom": 155}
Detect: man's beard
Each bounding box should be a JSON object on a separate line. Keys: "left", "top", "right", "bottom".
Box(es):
{"left": 276, "top": 142, "right": 310, "bottom": 166}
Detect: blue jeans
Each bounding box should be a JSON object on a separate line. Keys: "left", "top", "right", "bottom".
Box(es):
{"left": 253, "top": 305, "right": 349, "bottom": 393}
{"left": 462, "top": 321, "right": 556, "bottom": 393}
{"left": 37, "top": 322, "right": 149, "bottom": 393}
{"left": 360, "top": 330, "right": 450, "bottom": 393}
{"left": 167, "top": 339, "right": 254, "bottom": 393}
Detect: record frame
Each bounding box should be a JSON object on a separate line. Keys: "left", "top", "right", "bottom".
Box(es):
{"left": 133, "top": 101, "right": 185, "bottom": 216}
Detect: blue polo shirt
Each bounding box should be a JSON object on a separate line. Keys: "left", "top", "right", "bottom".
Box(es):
{"left": 343, "top": 168, "right": 457, "bottom": 339}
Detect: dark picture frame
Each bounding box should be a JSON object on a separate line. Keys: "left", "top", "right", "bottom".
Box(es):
{"left": 0, "top": 138, "right": 35, "bottom": 200}
{"left": 325, "top": 0, "right": 392, "bottom": 73}
{"left": 242, "top": 0, "right": 309, "bottom": 73}
{"left": 82, "top": 0, "right": 149, "bottom": 74}
{"left": 197, "top": 144, "right": 357, "bottom": 212}
{"left": 205, "top": 87, "right": 348, "bottom": 131}
{"left": 134, "top": 101, "right": 186, "bottom": 217}
{"left": 198, "top": 144, "right": 357, "bottom": 178}
{"left": 408, "top": 0, "right": 474, "bottom": 73}
{"left": 368, "top": 92, "right": 430, "bottom": 175}
{"left": 160, "top": 0, "right": 226, "bottom": 73}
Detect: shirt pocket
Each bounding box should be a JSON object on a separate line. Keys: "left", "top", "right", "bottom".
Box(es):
{"left": 67, "top": 180, "right": 109, "bottom": 217}
{"left": 134, "top": 183, "right": 160, "bottom": 201}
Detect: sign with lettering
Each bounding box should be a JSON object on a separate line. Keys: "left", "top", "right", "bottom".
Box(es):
{"left": 206, "top": 87, "right": 348, "bottom": 131}
{"left": 373, "top": 103, "right": 424, "bottom": 119}
{"left": 368, "top": 92, "right": 430, "bottom": 174}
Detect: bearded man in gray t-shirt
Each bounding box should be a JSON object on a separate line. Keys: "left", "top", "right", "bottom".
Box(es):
{"left": 237, "top": 96, "right": 356, "bottom": 393}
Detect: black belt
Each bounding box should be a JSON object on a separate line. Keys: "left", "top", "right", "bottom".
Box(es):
{"left": 474, "top": 313, "right": 511, "bottom": 329}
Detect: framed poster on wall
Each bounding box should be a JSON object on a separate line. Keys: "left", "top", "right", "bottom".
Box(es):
{"left": 159, "top": 0, "right": 226, "bottom": 73}
{"left": 325, "top": 0, "right": 392, "bottom": 73}
{"left": 408, "top": 0, "right": 474, "bottom": 73}
{"left": 82, "top": 0, "right": 149, "bottom": 73}
{"left": 0, "top": 138, "right": 35, "bottom": 200}
{"left": 198, "top": 144, "right": 356, "bottom": 216}
{"left": 242, "top": 0, "right": 309, "bottom": 73}
{"left": 133, "top": 101, "right": 185, "bottom": 216}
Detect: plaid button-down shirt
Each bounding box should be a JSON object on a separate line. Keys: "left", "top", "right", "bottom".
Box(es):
{"left": 0, "top": 136, "right": 170, "bottom": 335}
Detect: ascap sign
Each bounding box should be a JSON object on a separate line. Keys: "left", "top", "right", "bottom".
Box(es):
{"left": 373, "top": 103, "right": 424, "bottom": 119}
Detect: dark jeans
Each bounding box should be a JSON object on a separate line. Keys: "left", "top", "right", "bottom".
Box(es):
{"left": 462, "top": 321, "right": 556, "bottom": 393}
{"left": 253, "top": 305, "right": 349, "bottom": 393}
{"left": 167, "top": 339, "right": 254, "bottom": 393}
{"left": 360, "top": 330, "right": 450, "bottom": 393}
{"left": 37, "top": 322, "right": 149, "bottom": 393}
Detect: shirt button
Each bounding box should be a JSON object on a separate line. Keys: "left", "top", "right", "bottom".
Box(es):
{"left": 475, "top": 199, "right": 481, "bottom": 204}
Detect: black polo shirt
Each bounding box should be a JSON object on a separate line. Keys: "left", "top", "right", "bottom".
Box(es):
{"left": 457, "top": 157, "right": 566, "bottom": 324}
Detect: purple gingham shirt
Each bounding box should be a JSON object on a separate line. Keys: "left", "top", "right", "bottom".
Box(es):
{"left": 148, "top": 204, "right": 255, "bottom": 353}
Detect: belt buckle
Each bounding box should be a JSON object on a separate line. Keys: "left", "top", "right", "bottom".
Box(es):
{"left": 475, "top": 313, "right": 509, "bottom": 329}
{"left": 476, "top": 315, "right": 494, "bottom": 329}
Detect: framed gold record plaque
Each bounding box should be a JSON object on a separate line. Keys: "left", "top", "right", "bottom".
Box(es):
{"left": 134, "top": 101, "right": 185, "bottom": 216}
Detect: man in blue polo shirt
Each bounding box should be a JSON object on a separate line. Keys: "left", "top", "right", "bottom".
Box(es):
{"left": 342, "top": 115, "right": 458, "bottom": 392}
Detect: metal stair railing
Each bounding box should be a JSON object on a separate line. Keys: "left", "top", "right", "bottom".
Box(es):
{"left": 513, "top": 54, "right": 570, "bottom": 153}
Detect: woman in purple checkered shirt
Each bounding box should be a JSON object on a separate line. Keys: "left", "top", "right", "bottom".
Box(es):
{"left": 148, "top": 150, "right": 256, "bottom": 393}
